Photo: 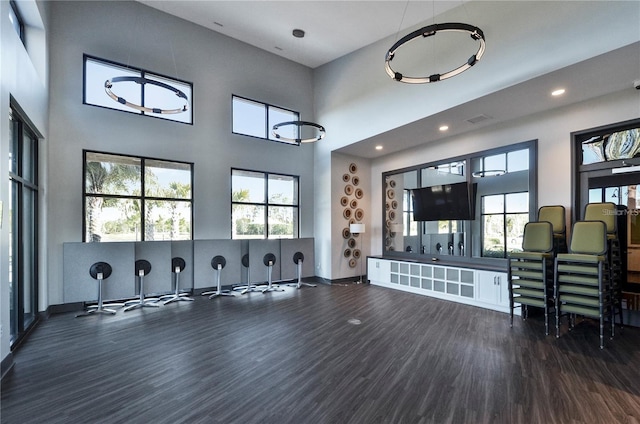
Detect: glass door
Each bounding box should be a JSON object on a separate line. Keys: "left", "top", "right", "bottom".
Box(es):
{"left": 9, "top": 106, "right": 39, "bottom": 347}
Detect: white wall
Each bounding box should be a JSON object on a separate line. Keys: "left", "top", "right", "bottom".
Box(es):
{"left": 0, "top": 0, "right": 49, "bottom": 369}
{"left": 46, "top": 1, "right": 316, "bottom": 306}
{"left": 369, "top": 89, "right": 640, "bottom": 256}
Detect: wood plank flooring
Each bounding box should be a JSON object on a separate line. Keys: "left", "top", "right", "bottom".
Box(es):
{"left": 2, "top": 282, "right": 640, "bottom": 424}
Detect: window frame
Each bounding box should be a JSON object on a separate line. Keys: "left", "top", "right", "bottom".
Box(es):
{"left": 231, "top": 95, "right": 300, "bottom": 144}
{"left": 83, "top": 54, "right": 194, "bottom": 125}
{"left": 480, "top": 192, "right": 530, "bottom": 259}
{"left": 231, "top": 168, "right": 300, "bottom": 239}
{"left": 9, "top": 1, "right": 25, "bottom": 47}
{"left": 83, "top": 150, "right": 194, "bottom": 242}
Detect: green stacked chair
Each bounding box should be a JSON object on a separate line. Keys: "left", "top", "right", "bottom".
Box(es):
{"left": 508, "top": 221, "right": 555, "bottom": 335}
{"left": 554, "top": 220, "right": 613, "bottom": 349}
{"left": 584, "top": 202, "right": 624, "bottom": 328}
{"left": 538, "top": 205, "right": 567, "bottom": 254}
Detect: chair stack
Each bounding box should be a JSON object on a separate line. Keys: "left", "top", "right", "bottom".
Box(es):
{"left": 508, "top": 221, "right": 555, "bottom": 335}
{"left": 584, "top": 202, "right": 624, "bottom": 327}
{"left": 554, "top": 220, "right": 614, "bottom": 349}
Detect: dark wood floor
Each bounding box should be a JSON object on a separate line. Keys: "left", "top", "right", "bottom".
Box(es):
{"left": 2, "top": 282, "right": 640, "bottom": 424}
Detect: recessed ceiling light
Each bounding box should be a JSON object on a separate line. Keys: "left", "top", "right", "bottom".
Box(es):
{"left": 439, "top": 125, "right": 449, "bottom": 131}
{"left": 375, "top": 145, "right": 383, "bottom": 150}
{"left": 292, "top": 29, "right": 305, "bottom": 38}
{"left": 551, "top": 88, "right": 566, "bottom": 96}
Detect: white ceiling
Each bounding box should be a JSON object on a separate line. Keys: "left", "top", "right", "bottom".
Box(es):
{"left": 137, "top": 1, "right": 468, "bottom": 68}
{"left": 137, "top": 1, "right": 640, "bottom": 158}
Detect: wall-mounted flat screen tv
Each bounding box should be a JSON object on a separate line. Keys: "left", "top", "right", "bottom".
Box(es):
{"left": 412, "top": 182, "right": 476, "bottom": 221}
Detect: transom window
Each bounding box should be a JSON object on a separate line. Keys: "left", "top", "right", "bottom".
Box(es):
{"left": 83, "top": 55, "right": 193, "bottom": 124}
{"left": 83, "top": 151, "right": 193, "bottom": 242}
{"left": 232, "top": 95, "right": 300, "bottom": 144}
{"left": 9, "top": 1, "right": 25, "bottom": 46}
{"left": 231, "top": 169, "right": 299, "bottom": 239}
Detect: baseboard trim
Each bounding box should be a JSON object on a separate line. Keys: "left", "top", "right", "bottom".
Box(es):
{"left": 1, "top": 352, "right": 15, "bottom": 381}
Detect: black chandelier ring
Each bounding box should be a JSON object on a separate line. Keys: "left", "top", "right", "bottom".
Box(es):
{"left": 104, "top": 76, "right": 189, "bottom": 114}
{"left": 272, "top": 121, "right": 326, "bottom": 145}
{"left": 385, "top": 22, "right": 486, "bottom": 84}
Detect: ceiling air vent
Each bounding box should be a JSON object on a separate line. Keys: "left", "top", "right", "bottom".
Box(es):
{"left": 466, "top": 114, "right": 493, "bottom": 124}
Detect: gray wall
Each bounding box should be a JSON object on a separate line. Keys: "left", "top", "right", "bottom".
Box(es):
{"left": 46, "top": 1, "right": 316, "bottom": 306}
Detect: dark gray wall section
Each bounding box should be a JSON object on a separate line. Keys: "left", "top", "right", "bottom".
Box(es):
{"left": 63, "top": 242, "right": 135, "bottom": 303}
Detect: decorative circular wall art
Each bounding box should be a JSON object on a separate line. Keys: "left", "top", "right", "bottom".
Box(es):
{"left": 342, "top": 227, "right": 351, "bottom": 239}
{"left": 352, "top": 176, "right": 360, "bottom": 186}
{"left": 350, "top": 199, "right": 358, "bottom": 209}
{"left": 353, "top": 249, "right": 361, "bottom": 259}
{"left": 355, "top": 188, "right": 364, "bottom": 199}
{"left": 348, "top": 238, "right": 357, "bottom": 249}
{"left": 342, "top": 173, "right": 351, "bottom": 182}
{"left": 387, "top": 189, "right": 395, "bottom": 199}
{"left": 344, "top": 249, "right": 352, "bottom": 258}
{"left": 391, "top": 200, "right": 398, "bottom": 209}
{"left": 348, "top": 258, "right": 357, "bottom": 268}
{"left": 354, "top": 208, "right": 364, "bottom": 221}
{"left": 343, "top": 208, "right": 352, "bottom": 219}
{"left": 349, "top": 163, "right": 358, "bottom": 174}
{"left": 340, "top": 196, "right": 349, "bottom": 207}
{"left": 344, "top": 185, "right": 354, "bottom": 196}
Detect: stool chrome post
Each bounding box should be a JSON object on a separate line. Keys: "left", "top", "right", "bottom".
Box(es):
{"left": 234, "top": 254, "right": 261, "bottom": 294}
{"left": 124, "top": 260, "right": 160, "bottom": 312}
{"left": 77, "top": 262, "right": 119, "bottom": 317}
{"left": 202, "top": 255, "right": 235, "bottom": 298}
{"left": 262, "top": 253, "right": 284, "bottom": 293}
{"left": 160, "top": 257, "right": 194, "bottom": 305}
{"left": 286, "top": 252, "right": 316, "bottom": 288}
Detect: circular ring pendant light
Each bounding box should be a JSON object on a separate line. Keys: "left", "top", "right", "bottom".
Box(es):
{"left": 272, "top": 121, "right": 326, "bottom": 145}
{"left": 104, "top": 76, "right": 190, "bottom": 114}
{"left": 385, "top": 22, "right": 486, "bottom": 84}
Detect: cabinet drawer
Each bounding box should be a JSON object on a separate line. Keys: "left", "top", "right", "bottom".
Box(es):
{"left": 628, "top": 248, "right": 640, "bottom": 272}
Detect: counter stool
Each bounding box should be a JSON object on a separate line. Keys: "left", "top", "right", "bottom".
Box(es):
{"left": 234, "top": 254, "right": 261, "bottom": 294}
{"left": 262, "top": 253, "right": 284, "bottom": 293}
{"left": 160, "top": 257, "right": 194, "bottom": 305}
{"left": 124, "top": 260, "right": 160, "bottom": 312}
{"left": 76, "top": 262, "right": 121, "bottom": 317}
{"left": 202, "top": 255, "right": 235, "bottom": 298}
{"left": 286, "top": 252, "right": 316, "bottom": 289}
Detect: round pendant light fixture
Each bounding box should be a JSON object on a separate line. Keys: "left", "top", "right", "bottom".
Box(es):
{"left": 104, "top": 76, "right": 190, "bottom": 114}
{"left": 272, "top": 120, "right": 326, "bottom": 145}
{"left": 385, "top": 22, "right": 486, "bottom": 84}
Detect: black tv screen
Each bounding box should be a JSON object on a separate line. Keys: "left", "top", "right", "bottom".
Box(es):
{"left": 412, "top": 182, "right": 476, "bottom": 221}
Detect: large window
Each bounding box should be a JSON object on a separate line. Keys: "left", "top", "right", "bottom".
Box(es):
{"left": 232, "top": 95, "right": 299, "bottom": 144}
{"left": 83, "top": 55, "right": 193, "bottom": 124}
{"left": 231, "top": 169, "right": 299, "bottom": 239}
{"left": 9, "top": 105, "right": 39, "bottom": 347}
{"left": 84, "top": 151, "right": 193, "bottom": 242}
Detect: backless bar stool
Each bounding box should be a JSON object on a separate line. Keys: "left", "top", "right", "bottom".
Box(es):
{"left": 202, "top": 255, "right": 235, "bottom": 298}
{"left": 76, "top": 262, "right": 120, "bottom": 317}
{"left": 262, "top": 253, "right": 284, "bottom": 293}
{"left": 286, "top": 252, "right": 317, "bottom": 288}
{"left": 234, "top": 254, "right": 261, "bottom": 294}
{"left": 124, "top": 260, "right": 160, "bottom": 312}
{"left": 160, "top": 257, "right": 194, "bottom": 305}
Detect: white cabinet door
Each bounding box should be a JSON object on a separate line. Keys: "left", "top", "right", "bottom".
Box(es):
{"left": 475, "top": 270, "right": 508, "bottom": 306}
{"left": 367, "top": 258, "right": 390, "bottom": 283}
